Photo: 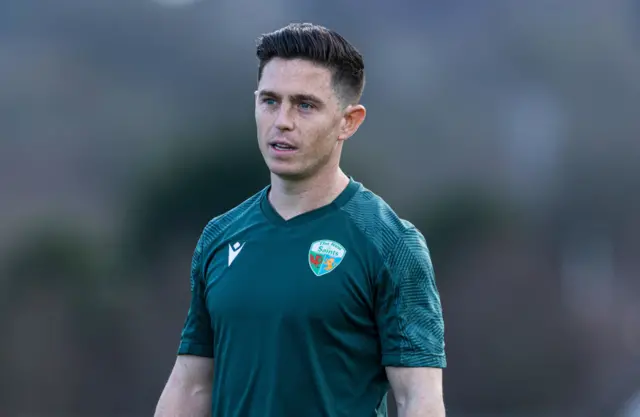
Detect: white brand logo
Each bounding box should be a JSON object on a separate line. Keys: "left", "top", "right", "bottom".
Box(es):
{"left": 228, "top": 242, "right": 245, "bottom": 266}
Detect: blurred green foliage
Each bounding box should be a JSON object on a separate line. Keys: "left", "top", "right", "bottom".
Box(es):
{"left": 3, "top": 219, "right": 106, "bottom": 299}
{"left": 123, "top": 129, "right": 269, "bottom": 263}
{"left": 420, "top": 187, "right": 513, "bottom": 264}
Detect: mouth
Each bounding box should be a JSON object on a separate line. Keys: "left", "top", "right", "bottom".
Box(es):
{"left": 269, "top": 141, "right": 298, "bottom": 152}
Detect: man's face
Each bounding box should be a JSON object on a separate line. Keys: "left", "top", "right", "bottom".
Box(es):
{"left": 255, "top": 58, "right": 359, "bottom": 180}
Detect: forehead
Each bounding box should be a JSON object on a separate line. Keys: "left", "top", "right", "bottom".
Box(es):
{"left": 258, "top": 58, "right": 335, "bottom": 100}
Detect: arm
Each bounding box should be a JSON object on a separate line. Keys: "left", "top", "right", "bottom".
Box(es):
{"left": 375, "top": 227, "right": 447, "bottom": 417}
{"left": 155, "top": 355, "right": 213, "bottom": 417}
{"left": 386, "top": 367, "right": 444, "bottom": 417}
{"left": 155, "top": 232, "right": 215, "bottom": 416}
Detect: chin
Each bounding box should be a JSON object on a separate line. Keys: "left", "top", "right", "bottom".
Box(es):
{"left": 267, "top": 162, "right": 308, "bottom": 180}
{"left": 270, "top": 168, "right": 306, "bottom": 180}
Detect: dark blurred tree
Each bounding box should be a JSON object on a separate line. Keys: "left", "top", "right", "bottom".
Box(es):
{"left": 0, "top": 220, "right": 127, "bottom": 414}
{"left": 418, "top": 187, "right": 513, "bottom": 267}
{"left": 123, "top": 128, "right": 268, "bottom": 265}
{"left": 3, "top": 220, "right": 107, "bottom": 302}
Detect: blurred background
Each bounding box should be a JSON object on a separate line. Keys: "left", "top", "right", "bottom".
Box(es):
{"left": 1, "top": 0, "right": 639, "bottom": 416}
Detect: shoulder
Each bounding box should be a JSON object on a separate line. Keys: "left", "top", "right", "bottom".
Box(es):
{"left": 196, "top": 186, "right": 267, "bottom": 251}
{"left": 340, "top": 182, "right": 425, "bottom": 263}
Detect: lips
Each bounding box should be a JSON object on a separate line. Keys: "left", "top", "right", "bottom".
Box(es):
{"left": 269, "top": 140, "right": 298, "bottom": 151}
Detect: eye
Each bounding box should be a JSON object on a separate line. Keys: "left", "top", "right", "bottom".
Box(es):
{"left": 262, "top": 97, "right": 277, "bottom": 105}
{"left": 298, "top": 102, "right": 314, "bottom": 110}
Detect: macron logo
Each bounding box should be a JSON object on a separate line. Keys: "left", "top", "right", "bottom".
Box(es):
{"left": 228, "top": 242, "right": 245, "bottom": 266}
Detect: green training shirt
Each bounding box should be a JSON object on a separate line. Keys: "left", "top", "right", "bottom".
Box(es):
{"left": 178, "top": 178, "right": 446, "bottom": 417}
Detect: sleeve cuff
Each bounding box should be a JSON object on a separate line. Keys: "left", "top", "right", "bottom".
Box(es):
{"left": 177, "top": 341, "right": 214, "bottom": 358}
{"left": 382, "top": 352, "right": 446, "bottom": 368}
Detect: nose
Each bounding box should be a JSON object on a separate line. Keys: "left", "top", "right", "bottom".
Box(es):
{"left": 274, "top": 105, "right": 294, "bottom": 131}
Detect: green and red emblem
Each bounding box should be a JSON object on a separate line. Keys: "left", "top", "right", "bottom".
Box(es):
{"left": 308, "top": 239, "right": 347, "bottom": 276}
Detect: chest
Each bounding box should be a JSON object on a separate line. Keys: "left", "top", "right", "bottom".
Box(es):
{"left": 203, "top": 233, "right": 374, "bottom": 324}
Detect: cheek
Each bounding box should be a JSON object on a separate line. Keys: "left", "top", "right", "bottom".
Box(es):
{"left": 255, "top": 114, "right": 271, "bottom": 138}
{"left": 315, "top": 120, "right": 341, "bottom": 146}
{"left": 306, "top": 129, "right": 338, "bottom": 157}
{"left": 310, "top": 115, "right": 336, "bottom": 135}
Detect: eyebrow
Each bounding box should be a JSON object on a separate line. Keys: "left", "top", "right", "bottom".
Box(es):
{"left": 258, "top": 90, "right": 324, "bottom": 106}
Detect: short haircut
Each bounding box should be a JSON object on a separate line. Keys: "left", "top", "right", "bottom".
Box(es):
{"left": 256, "top": 23, "right": 365, "bottom": 105}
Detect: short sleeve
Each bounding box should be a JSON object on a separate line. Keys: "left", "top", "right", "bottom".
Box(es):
{"left": 375, "top": 227, "right": 446, "bottom": 368}
{"left": 177, "top": 234, "right": 214, "bottom": 357}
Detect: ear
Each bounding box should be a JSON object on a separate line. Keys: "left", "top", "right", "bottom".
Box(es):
{"left": 338, "top": 104, "right": 366, "bottom": 141}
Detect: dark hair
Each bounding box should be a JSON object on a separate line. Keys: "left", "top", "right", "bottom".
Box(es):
{"left": 256, "top": 23, "right": 365, "bottom": 105}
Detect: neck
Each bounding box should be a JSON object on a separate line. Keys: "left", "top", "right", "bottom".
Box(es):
{"left": 268, "top": 166, "right": 350, "bottom": 221}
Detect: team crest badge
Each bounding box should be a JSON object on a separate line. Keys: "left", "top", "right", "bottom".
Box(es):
{"left": 308, "top": 240, "right": 346, "bottom": 276}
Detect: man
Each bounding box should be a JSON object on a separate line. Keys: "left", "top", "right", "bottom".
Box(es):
{"left": 154, "top": 23, "right": 446, "bottom": 417}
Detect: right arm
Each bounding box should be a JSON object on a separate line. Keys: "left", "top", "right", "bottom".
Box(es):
{"left": 155, "top": 231, "right": 215, "bottom": 417}
{"left": 154, "top": 355, "right": 213, "bottom": 417}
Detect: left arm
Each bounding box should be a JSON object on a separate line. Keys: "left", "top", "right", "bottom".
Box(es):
{"left": 386, "top": 367, "right": 444, "bottom": 417}
{"left": 374, "top": 226, "right": 447, "bottom": 417}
